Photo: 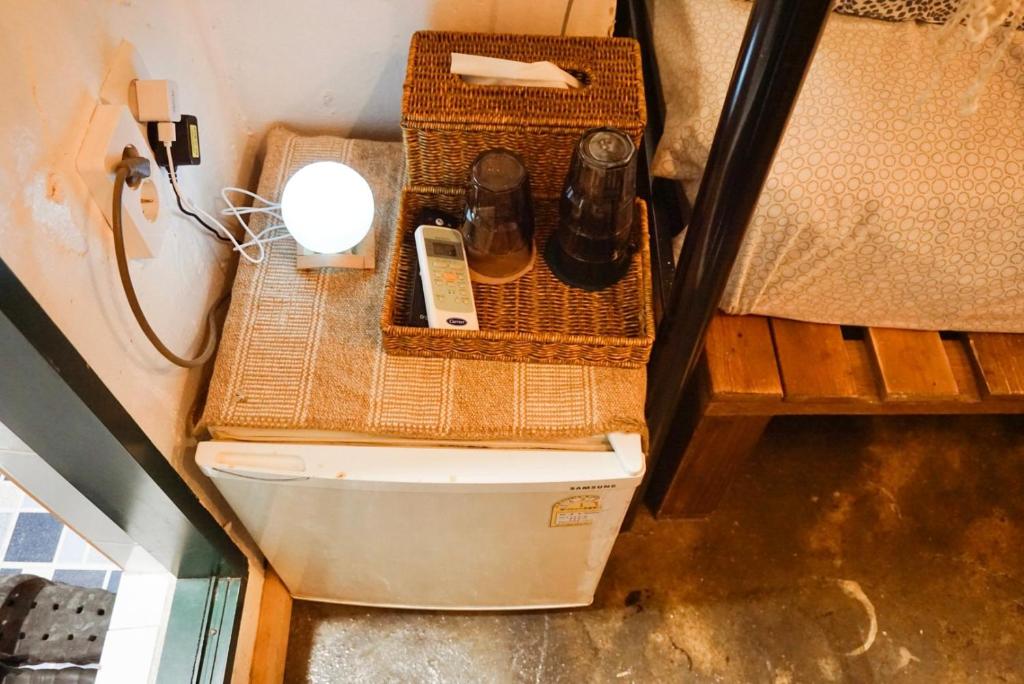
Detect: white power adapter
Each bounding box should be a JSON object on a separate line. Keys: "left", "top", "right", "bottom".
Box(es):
{"left": 130, "top": 79, "right": 181, "bottom": 123}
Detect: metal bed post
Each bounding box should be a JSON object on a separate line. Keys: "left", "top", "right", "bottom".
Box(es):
{"left": 615, "top": 0, "right": 689, "bottom": 323}
{"left": 640, "top": 0, "right": 834, "bottom": 508}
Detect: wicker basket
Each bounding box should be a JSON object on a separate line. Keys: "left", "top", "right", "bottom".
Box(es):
{"left": 401, "top": 31, "right": 646, "bottom": 196}
{"left": 380, "top": 187, "right": 654, "bottom": 368}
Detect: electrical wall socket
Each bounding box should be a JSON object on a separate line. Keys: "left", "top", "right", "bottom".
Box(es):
{"left": 100, "top": 41, "right": 150, "bottom": 114}
{"left": 77, "top": 104, "right": 166, "bottom": 259}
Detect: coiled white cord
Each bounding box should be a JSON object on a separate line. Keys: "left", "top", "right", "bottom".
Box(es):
{"left": 164, "top": 142, "right": 288, "bottom": 264}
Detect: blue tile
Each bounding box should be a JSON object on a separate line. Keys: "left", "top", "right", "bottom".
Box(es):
{"left": 52, "top": 569, "right": 106, "bottom": 589}
{"left": 0, "top": 568, "right": 21, "bottom": 576}
{"left": 4, "top": 512, "right": 62, "bottom": 562}
{"left": 106, "top": 570, "right": 122, "bottom": 594}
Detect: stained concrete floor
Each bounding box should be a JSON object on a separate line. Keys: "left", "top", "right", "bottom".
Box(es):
{"left": 285, "top": 415, "right": 1024, "bottom": 683}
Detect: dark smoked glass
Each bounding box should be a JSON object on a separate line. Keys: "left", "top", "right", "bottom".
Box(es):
{"left": 547, "top": 127, "right": 637, "bottom": 290}
{"left": 460, "top": 149, "right": 535, "bottom": 282}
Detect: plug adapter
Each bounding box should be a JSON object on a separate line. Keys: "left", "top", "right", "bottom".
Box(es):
{"left": 148, "top": 115, "right": 201, "bottom": 168}
{"left": 131, "top": 79, "right": 181, "bottom": 122}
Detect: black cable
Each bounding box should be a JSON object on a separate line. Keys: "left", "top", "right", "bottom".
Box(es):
{"left": 113, "top": 159, "right": 227, "bottom": 368}
{"left": 165, "top": 167, "right": 233, "bottom": 244}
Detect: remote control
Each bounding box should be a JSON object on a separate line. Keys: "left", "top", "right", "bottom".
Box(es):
{"left": 408, "top": 210, "right": 461, "bottom": 327}
{"left": 414, "top": 224, "right": 479, "bottom": 330}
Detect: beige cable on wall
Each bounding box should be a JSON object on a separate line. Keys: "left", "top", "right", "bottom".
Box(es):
{"left": 560, "top": 0, "right": 575, "bottom": 35}
{"left": 112, "top": 149, "right": 226, "bottom": 368}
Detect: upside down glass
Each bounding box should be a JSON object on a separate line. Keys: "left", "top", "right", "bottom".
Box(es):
{"left": 546, "top": 127, "right": 637, "bottom": 290}
{"left": 460, "top": 149, "right": 536, "bottom": 283}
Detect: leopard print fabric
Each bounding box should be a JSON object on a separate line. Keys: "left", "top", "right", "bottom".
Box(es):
{"left": 834, "top": 0, "right": 1024, "bottom": 28}
{"left": 835, "top": 0, "right": 960, "bottom": 24}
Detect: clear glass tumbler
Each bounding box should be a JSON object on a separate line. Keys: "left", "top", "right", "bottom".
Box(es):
{"left": 546, "top": 127, "right": 637, "bottom": 290}
{"left": 460, "top": 149, "right": 536, "bottom": 284}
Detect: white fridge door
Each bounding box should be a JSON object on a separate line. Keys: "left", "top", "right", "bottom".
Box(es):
{"left": 197, "top": 434, "right": 644, "bottom": 609}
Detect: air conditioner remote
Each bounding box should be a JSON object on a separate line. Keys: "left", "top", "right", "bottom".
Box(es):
{"left": 414, "top": 225, "right": 479, "bottom": 330}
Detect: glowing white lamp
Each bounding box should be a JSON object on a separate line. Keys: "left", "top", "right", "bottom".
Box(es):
{"left": 281, "top": 161, "right": 375, "bottom": 256}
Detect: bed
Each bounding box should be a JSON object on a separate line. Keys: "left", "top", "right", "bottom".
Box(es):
{"left": 650, "top": 0, "right": 1024, "bottom": 333}
{"left": 620, "top": 0, "right": 1024, "bottom": 514}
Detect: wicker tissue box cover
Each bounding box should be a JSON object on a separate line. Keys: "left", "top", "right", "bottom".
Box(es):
{"left": 402, "top": 30, "right": 646, "bottom": 195}
{"left": 199, "top": 128, "right": 646, "bottom": 445}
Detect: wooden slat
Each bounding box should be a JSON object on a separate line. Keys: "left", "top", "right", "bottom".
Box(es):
{"left": 846, "top": 339, "right": 878, "bottom": 399}
{"left": 251, "top": 567, "right": 292, "bottom": 684}
{"left": 704, "top": 314, "right": 783, "bottom": 400}
{"left": 706, "top": 340, "right": 1022, "bottom": 415}
{"left": 706, "top": 396, "right": 1024, "bottom": 415}
{"left": 770, "top": 319, "right": 860, "bottom": 401}
{"left": 700, "top": 329, "right": 1024, "bottom": 415}
{"left": 966, "top": 333, "right": 1024, "bottom": 399}
{"left": 863, "top": 328, "right": 961, "bottom": 401}
{"left": 944, "top": 338, "right": 983, "bottom": 402}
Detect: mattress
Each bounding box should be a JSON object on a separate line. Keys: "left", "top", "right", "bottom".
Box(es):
{"left": 199, "top": 129, "right": 647, "bottom": 449}
{"left": 650, "top": 0, "right": 1024, "bottom": 332}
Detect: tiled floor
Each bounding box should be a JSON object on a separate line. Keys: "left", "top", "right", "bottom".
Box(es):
{"left": 0, "top": 473, "right": 121, "bottom": 592}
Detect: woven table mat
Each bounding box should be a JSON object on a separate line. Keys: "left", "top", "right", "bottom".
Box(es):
{"left": 200, "top": 128, "right": 647, "bottom": 445}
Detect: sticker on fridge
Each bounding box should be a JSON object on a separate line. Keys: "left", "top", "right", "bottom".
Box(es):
{"left": 550, "top": 495, "right": 602, "bottom": 527}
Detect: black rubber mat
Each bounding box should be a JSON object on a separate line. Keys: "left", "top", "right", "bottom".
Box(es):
{"left": 0, "top": 575, "right": 113, "bottom": 666}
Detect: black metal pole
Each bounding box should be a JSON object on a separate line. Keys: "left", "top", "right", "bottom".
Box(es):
{"left": 644, "top": 0, "right": 833, "bottom": 493}
{"left": 615, "top": 0, "right": 685, "bottom": 324}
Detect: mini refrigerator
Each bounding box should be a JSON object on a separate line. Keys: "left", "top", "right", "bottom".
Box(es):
{"left": 197, "top": 433, "right": 644, "bottom": 610}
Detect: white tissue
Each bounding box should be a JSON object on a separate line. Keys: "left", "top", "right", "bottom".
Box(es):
{"left": 450, "top": 53, "right": 582, "bottom": 89}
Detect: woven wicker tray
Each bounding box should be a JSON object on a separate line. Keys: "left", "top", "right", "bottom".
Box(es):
{"left": 402, "top": 31, "right": 645, "bottom": 196}
{"left": 380, "top": 187, "right": 654, "bottom": 368}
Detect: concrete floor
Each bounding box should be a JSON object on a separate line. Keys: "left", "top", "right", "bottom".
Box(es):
{"left": 285, "top": 415, "right": 1024, "bottom": 683}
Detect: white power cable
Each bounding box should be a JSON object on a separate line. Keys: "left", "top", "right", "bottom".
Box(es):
{"left": 164, "top": 142, "right": 287, "bottom": 264}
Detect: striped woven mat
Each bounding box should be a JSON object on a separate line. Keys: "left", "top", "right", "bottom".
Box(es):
{"left": 199, "top": 128, "right": 647, "bottom": 447}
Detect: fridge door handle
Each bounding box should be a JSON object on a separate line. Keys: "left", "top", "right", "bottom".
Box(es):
{"left": 608, "top": 433, "right": 645, "bottom": 477}
{"left": 209, "top": 467, "right": 311, "bottom": 483}
{"left": 208, "top": 452, "right": 308, "bottom": 481}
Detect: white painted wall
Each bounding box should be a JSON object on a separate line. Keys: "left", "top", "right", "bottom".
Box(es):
{"left": 195, "top": 0, "right": 617, "bottom": 140}
{"left": 0, "top": 5, "right": 242, "bottom": 433}
{"left": 0, "top": 1, "right": 252, "bottom": 504}
{"left": 0, "top": 0, "right": 270, "bottom": 550}
{"left": 0, "top": 3, "right": 261, "bottom": 679}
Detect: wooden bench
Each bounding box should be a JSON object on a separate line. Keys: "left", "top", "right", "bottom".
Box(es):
{"left": 647, "top": 314, "right": 1024, "bottom": 518}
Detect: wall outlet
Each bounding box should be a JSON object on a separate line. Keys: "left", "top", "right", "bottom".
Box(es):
{"left": 76, "top": 104, "right": 166, "bottom": 260}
